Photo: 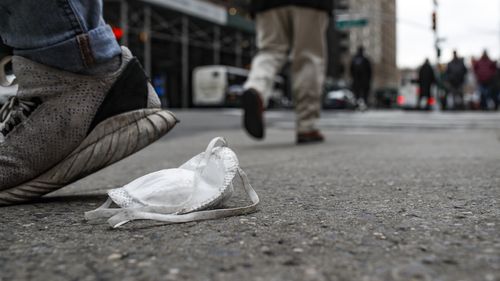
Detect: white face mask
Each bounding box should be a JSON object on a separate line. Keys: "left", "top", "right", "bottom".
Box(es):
{"left": 85, "top": 137, "right": 259, "bottom": 228}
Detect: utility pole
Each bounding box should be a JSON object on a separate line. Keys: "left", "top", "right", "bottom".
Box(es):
{"left": 432, "top": 0, "right": 440, "bottom": 65}
{"left": 432, "top": 0, "right": 443, "bottom": 111}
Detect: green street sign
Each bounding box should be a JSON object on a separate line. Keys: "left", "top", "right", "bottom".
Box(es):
{"left": 336, "top": 18, "right": 368, "bottom": 29}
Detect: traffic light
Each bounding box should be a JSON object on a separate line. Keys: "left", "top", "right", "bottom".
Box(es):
{"left": 339, "top": 31, "right": 349, "bottom": 53}
{"left": 432, "top": 12, "right": 437, "bottom": 31}
{"left": 111, "top": 26, "right": 123, "bottom": 40}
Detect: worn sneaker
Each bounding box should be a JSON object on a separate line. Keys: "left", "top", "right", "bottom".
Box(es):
{"left": 0, "top": 47, "right": 178, "bottom": 205}
{"left": 242, "top": 88, "right": 264, "bottom": 139}
{"left": 297, "top": 130, "right": 325, "bottom": 144}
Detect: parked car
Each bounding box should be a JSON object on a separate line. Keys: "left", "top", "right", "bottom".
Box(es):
{"left": 397, "top": 75, "right": 438, "bottom": 110}
{"left": 322, "top": 79, "right": 357, "bottom": 110}
{"left": 323, "top": 85, "right": 357, "bottom": 110}
{"left": 375, "top": 87, "right": 398, "bottom": 108}
{"left": 396, "top": 73, "right": 419, "bottom": 109}
{"left": 192, "top": 65, "right": 289, "bottom": 108}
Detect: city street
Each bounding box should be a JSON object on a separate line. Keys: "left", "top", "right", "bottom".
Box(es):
{"left": 1, "top": 109, "right": 500, "bottom": 281}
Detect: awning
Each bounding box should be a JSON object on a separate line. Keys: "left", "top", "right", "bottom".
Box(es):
{"left": 142, "top": 0, "right": 228, "bottom": 25}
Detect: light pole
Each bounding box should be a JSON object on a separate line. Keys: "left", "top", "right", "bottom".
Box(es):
{"left": 432, "top": 0, "right": 440, "bottom": 65}
{"left": 432, "top": 0, "right": 443, "bottom": 111}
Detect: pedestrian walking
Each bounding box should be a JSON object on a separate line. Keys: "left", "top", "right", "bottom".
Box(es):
{"left": 350, "top": 46, "right": 372, "bottom": 110}
{"left": 417, "top": 58, "right": 436, "bottom": 110}
{"left": 472, "top": 50, "right": 497, "bottom": 110}
{"left": 0, "top": 0, "right": 178, "bottom": 205}
{"left": 444, "top": 50, "right": 467, "bottom": 110}
{"left": 242, "top": 0, "right": 333, "bottom": 144}
{"left": 492, "top": 63, "right": 500, "bottom": 111}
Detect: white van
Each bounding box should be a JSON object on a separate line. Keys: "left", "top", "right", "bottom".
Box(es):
{"left": 192, "top": 65, "right": 287, "bottom": 108}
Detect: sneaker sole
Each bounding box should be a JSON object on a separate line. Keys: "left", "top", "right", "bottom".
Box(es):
{"left": 0, "top": 108, "right": 178, "bottom": 206}
{"left": 242, "top": 91, "right": 264, "bottom": 139}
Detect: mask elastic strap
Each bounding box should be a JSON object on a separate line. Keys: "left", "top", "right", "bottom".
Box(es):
{"left": 84, "top": 197, "right": 195, "bottom": 220}
{"left": 84, "top": 198, "right": 118, "bottom": 220}
{"left": 196, "top": 137, "right": 227, "bottom": 173}
{"left": 106, "top": 167, "right": 260, "bottom": 228}
{"left": 193, "top": 137, "right": 228, "bottom": 192}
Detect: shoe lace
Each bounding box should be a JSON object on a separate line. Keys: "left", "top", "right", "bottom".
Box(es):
{"left": 0, "top": 56, "right": 40, "bottom": 138}
{"left": 0, "top": 97, "right": 40, "bottom": 137}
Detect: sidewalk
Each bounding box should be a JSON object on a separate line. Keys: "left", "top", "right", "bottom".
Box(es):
{"left": 1, "top": 111, "right": 499, "bottom": 281}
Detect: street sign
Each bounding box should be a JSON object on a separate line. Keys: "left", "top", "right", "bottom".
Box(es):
{"left": 336, "top": 18, "right": 368, "bottom": 29}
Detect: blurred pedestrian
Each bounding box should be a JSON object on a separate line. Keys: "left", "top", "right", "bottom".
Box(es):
{"left": 0, "top": 0, "right": 177, "bottom": 205}
{"left": 435, "top": 63, "right": 449, "bottom": 110}
{"left": 493, "top": 62, "right": 500, "bottom": 110}
{"left": 350, "top": 46, "right": 372, "bottom": 110}
{"left": 472, "top": 50, "right": 497, "bottom": 110}
{"left": 243, "top": 0, "right": 333, "bottom": 144}
{"left": 444, "top": 50, "right": 467, "bottom": 110}
{"left": 417, "top": 58, "right": 436, "bottom": 110}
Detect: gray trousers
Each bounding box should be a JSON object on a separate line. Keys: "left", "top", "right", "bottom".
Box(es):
{"left": 244, "top": 6, "right": 329, "bottom": 133}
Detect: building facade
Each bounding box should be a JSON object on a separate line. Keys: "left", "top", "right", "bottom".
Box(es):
{"left": 104, "top": 0, "right": 255, "bottom": 108}
{"left": 102, "top": 0, "right": 396, "bottom": 107}
{"left": 345, "top": 0, "right": 397, "bottom": 91}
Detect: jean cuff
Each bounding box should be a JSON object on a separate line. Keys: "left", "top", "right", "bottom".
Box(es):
{"left": 13, "top": 25, "right": 121, "bottom": 73}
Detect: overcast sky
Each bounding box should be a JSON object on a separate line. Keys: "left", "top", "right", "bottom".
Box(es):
{"left": 397, "top": 0, "right": 500, "bottom": 68}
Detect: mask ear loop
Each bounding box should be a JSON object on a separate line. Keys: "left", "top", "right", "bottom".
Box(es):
{"left": 84, "top": 198, "right": 117, "bottom": 220}
{"left": 106, "top": 167, "right": 260, "bottom": 228}
{"left": 196, "top": 137, "right": 227, "bottom": 174}
{"left": 84, "top": 200, "right": 188, "bottom": 221}
{"left": 191, "top": 136, "right": 228, "bottom": 201}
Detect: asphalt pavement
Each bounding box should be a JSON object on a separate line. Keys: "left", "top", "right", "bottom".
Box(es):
{"left": 1, "top": 109, "right": 499, "bottom": 281}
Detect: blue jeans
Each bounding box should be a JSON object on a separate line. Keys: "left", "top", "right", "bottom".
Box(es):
{"left": 0, "top": 0, "right": 121, "bottom": 73}
{"left": 478, "top": 80, "right": 496, "bottom": 110}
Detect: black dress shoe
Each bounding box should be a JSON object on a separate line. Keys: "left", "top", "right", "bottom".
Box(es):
{"left": 242, "top": 88, "right": 265, "bottom": 139}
